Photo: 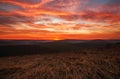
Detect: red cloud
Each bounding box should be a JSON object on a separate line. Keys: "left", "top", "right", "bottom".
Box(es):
{"left": 0, "top": 0, "right": 120, "bottom": 40}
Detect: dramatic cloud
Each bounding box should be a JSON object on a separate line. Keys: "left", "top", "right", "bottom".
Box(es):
{"left": 0, "top": 0, "right": 120, "bottom": 40}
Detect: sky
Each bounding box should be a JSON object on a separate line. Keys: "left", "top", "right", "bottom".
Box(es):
{"left": 0, "top": 0, "right": 120, "bottom": 40}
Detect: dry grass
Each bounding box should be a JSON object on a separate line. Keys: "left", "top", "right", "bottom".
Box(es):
{"left": 0, "top": 52, "right": 120, "bottom": 79}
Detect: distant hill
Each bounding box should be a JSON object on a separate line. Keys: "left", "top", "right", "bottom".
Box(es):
{"left": 0, "top": 39, "right": 120, "bottom": 57}
{"left": 0, "top": 39, "right": 120, "bottom": 46}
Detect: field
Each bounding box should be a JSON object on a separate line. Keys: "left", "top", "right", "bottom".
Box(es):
{"left": 0, "top": 40, "right": 120, "bottom": 79}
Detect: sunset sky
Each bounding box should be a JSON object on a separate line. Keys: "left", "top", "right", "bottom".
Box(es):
{"left": 0, "top": 0, "right": 120, "bottom": 40}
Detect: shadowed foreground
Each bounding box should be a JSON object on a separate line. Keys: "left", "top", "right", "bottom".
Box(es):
{"left": 0, "top": 40, "right": 120, "bottom": 79}
{"left": 0, "top": 53, "right": 120, "bottom": 79}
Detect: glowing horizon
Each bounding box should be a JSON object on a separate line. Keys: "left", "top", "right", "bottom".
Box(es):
{"left": 0, "top": 0, "right": 120, "bottom": 40}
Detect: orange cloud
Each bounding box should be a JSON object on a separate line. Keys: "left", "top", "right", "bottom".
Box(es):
{"left": 0, "top": 9, "right": 70, "bottom": 18}
{"left": 0, "top": 32, "right": 120, "bottom": 40}
{"left": 0, "top": 0, "right": 120, "bottom": 40}
{"left": 0, "top": 0, "right": 41, "bottom": 9}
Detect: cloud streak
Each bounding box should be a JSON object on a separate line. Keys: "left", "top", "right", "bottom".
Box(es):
{"left": 0, "top": 0, "right": 120, "bottom": 40}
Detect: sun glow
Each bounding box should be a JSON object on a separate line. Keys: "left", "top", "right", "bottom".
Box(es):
{"left": 54, "top": 37, "right": 61, "bottom": 41}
